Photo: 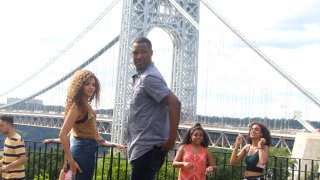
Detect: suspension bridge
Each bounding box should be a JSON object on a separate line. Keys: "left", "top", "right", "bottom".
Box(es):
{"left": 0, "top": 0, "right": 319, "bottom": 151}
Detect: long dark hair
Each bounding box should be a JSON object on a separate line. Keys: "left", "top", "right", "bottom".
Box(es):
{"left": 246, "top": 122, "right": 272, "bottom": 146}
{"left": 181, "top": 123, "right": 211, "bottom": 147}
{"left": 63, "top": 161, "right": 70, "bottom": 172}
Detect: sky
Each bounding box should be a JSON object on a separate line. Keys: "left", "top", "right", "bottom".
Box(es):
{"left": 0, "top": 0, "right": 320, "bottom": 119}
{"left": 212, "top": 0, "right": 320, "bottom": 96}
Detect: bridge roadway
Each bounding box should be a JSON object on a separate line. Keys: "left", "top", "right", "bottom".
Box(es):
{"left": 0, "top": 111, "right": 296, "bottom": 150}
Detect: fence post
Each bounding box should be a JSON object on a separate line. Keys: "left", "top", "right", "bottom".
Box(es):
{"left": 173, "top": 149, "right": 177, "bottom": 180}
{"left": 291, "top": 160, "right": 295, "bottom": 179}
{"left": 37, "top": 146, "right": 42, "bottom": 180}
{"left": 298, "top": 158, "right": 301, "bottom": 178}
{"left": 108, "top": 147, "right": 114, "bottom": 180}
{"left": 285, "top": 157, "right": 289, "bottom": 178}
{"left": 101, "top": 151, "right": 106, "bottom": 179}
{"left": 311, "top": 160, "right": 314, "bottom": 179}
{"left": 279, "top": 161, "right": 283, "bottom": 179}
{"left": 26, "top": 146, "right": 31, "bottom": 179}
{"left": 125, "top": 154, "right": 129, "bottom": 180}
{"left": 116, "top": 152, "right": 121, "bottom": 179}
{"left": 48, "top": 148, "right": 53, "bottom": 180}
{"left": 32, "top": 142, "right": 37, "bottom": 179}
{"left": 304, "top": 164, "right": 307, "bottom": 179}
{"left": 43, "top": 142, "right": 48, "bottom": 179}
{"left": 273, "top": 156, "right": 277, "bottom": 180}
{"left": 94, "top": 146, "right": 99, "bottom": 180}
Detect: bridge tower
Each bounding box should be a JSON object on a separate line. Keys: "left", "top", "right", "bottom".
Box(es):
{"left": 111, "top": 0, "right": 200, "bottom": 144}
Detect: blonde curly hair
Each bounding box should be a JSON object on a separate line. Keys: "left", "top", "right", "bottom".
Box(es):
{"left": 64, "top": 70, "right": 100, "bottom": 116}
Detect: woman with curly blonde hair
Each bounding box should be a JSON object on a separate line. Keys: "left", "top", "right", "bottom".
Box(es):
{"left": 59, "top": 70, "right": 126, "bottom": 180}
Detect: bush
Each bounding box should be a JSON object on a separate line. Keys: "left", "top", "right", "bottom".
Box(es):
{"left": 207, "top": 146, "right": 294, "bottom": 180}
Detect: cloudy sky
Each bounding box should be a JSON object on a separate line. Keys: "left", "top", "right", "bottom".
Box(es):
{"left": 0, "top": 0, "right": 319, "bottom": 109}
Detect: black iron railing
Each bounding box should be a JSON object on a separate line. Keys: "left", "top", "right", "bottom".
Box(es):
{"left": 0, "top": 140, "right": 319, "bottom": 180}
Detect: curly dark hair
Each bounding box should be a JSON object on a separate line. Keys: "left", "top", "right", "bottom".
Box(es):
{"left": 246, "top": 122, "right": 272, "bottom": 146}
{"left": 63, "top": 161, "right": 70, "bottom": 172}
{"left": 180, "top": 123, "right": 211, "bottom": 147}
{"left": 64, "top": 70, "right": 100, "bottom": 116}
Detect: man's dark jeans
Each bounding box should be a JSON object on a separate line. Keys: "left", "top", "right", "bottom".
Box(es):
{"left": 130, "top": 146, "right": 167, "bottom": 180}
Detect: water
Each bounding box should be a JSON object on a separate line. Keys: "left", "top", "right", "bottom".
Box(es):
{"left": 0, "top": 124, "right": 111, "bottom": 142}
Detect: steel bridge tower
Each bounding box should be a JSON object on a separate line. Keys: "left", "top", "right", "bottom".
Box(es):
{"left": 111, "top": 0, "right": 200, "bottom": 144}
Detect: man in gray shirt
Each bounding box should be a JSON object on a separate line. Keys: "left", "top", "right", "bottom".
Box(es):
{"left": 127, "top": 37, "right": 181, "bottom": 180}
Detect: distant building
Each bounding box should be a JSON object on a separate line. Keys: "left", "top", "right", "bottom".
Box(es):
{"left": 26, "top": 98, "right": 43, "bottom": 105}
{"left": 7, "top": 97, "right": 21, "bottom": 104}
{"left": 7, "top": 97, "right": 43, "bottom": 105}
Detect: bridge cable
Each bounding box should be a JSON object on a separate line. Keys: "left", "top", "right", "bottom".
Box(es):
{"left": 201, "top": 0, "right": 318, "bottom": 133}
{"left": 200, "top": 0, "right": 320, "bottom": 108}
{"left": 0, "top": 0, "right": 120, "bottom": 99}
{"left": 0, "top": 35, "right": 120, "bottom": 109}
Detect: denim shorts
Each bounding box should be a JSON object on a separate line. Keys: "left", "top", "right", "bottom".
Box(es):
{"left": 70, "top": 136, "right": 97, "bottom": 180}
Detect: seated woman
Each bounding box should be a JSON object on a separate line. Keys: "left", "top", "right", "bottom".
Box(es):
{"left": 230, "top": 122, "right": 271, "bottom": 180}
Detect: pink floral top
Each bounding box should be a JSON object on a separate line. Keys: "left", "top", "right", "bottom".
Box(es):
{"left": 178, "top": 144, "right": 207, "bottom": 180}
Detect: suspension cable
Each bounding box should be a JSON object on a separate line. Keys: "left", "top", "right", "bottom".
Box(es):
{"left": 200, "top": 0, "right": 320, "bottom": 108}
{"left": 0, "top": 0, "right": 120, "bottom": 99}
{"left": 0, "top": 35, "right": 119, "bottom": 109}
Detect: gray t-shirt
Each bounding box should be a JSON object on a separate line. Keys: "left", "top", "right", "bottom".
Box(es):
{"left": 127, "top": 62, "right": 171, "bottom": 161}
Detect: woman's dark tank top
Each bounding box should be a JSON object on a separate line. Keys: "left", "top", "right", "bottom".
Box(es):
{"left": 245, "top": 147, "right": 264, "bottom": 173}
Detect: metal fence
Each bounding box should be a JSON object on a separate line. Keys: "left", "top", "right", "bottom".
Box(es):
{"left": 0, "top": 140, "right": 319, "bottom": 180}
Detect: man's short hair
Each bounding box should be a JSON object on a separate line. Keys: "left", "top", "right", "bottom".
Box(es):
{"left": 0, "top": 115, "right": 14, "bottom": 125}
{"left": 132, "top": 37, "right": 152, "bottom": 49}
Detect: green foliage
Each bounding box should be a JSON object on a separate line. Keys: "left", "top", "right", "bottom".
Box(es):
{"left": 95, "top": 151, "right": 130, "bottom": 180}
{"left": 267, "top": 147, "right": 319, "bottom": 180}
{"left": 25, "top": 146, "right": 64, "bottom": 180}
{"left": 94, "top": 150, "right": 178, "bottom": 180}
{"left": 13, "top": 145, "right": 311, "bottom": 180}
{"left": 266, "top": 147, "right": 293, "bottom": 180}
{"left": 210, "top": 148, "right": 245, "bottom": 180}
{"left": 156, "top": 156, "right": 179, "bottom": 180}
{"left": 206, "top": 147, "right": 295, "bottom": 180}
